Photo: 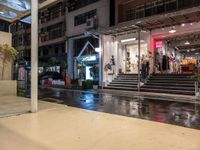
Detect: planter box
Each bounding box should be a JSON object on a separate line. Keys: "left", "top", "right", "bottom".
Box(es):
{"left": 0, "top": 80, "right": 17, "bottom": 96}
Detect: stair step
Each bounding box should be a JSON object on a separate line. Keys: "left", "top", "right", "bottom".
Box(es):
{"left": 145, "top": 83, "right": 195, "bottom": 87}
{"left": 118, "top": 74, "right": 138, "bottom": 75}
{"left": 108, "top": 84, "right": 138, "bottom": 87}
{"left": 152, "top": 74, "right": 193, "bottom": 76}
{"left": 149, "top": 80, "right": 195, "bottom": 83}
{"left": 142, "top": 85, "right": 195, "bottom": 91}
{"left": 150, "top": 76, "right": 194, "bottom": 80}
{"left": 105, "top": 86, "right": 138, "bottom": 91}
{"left": 149, "top": 78, "right": 195, "bottom": 81}
{"left": 116, "top": 77, "right": 138, "bottom": 79}
{"left": 111, "top": 82, "right": 138, "bottom": 84}
{"left": 141, "top": 88, "right": 195, "bottom": 95}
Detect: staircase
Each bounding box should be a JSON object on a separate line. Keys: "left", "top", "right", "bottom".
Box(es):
{"left": 105, "top": 74, "right": 138, "bottom": 91}
{"left": 141, "top": 74, "right": 196, "bottom": 95}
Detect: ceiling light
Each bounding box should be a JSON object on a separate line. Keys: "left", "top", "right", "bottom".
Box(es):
{"left": 187, "top": 50, "right": 190, "bottom": 52}
{"left": 0, "top": 11, "right": 4, "bottom": 15}
{"left": 181, "top": 23, "right": 185, "bottom": 27}
{"left": 190, "top": 23, "right": 193, "bottom": 26}
{"left": 169, "top": 27, "right": 176, "bottom": 33}
{"left": 184, "top": 41, "right": 190, "bottom": 45}
{"left": 175, "top": 47, "right": 179, "bottom": 50}
{"left": 121, "top": 38, "right": 136, "bottom": 43}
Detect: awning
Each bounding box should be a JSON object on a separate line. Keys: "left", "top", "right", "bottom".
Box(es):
{"left": 99, "top": 6, "right": 200, "bottom": 36}
{"left": 0, "top": 0, "right": 58, "bottom": 22}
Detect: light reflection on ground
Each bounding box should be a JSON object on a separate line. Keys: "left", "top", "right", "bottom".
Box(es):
{"left": 39, "top": 88, "right": 200, "bottom": 130}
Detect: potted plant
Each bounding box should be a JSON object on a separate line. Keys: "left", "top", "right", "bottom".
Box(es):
{"left": 93, "top": 81, "right": 98, "bottom": 90}
{"left": 0, "top": 44, "right": 18, "bottom": 80}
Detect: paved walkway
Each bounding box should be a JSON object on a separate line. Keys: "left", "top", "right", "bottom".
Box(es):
{"left": 0, "top": 96, "right": 59, "bottom": 118}
{"left": 0, "top": 104, "right": 200, "bottom": 150}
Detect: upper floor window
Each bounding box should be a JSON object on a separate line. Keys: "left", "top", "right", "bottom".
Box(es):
{"left": 119, "top": 0, "right": 200, "bottom": 23}
{"left": 67, "top": 0, "right": 99, "bottom": 12}
{"left": 74, "top": 9, "right": 96, "bottom": 26}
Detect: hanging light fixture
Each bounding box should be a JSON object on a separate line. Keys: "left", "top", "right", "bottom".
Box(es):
{"left": 169, "top": 26, "right": 176, "bottom": 33}
{"left": 184, "top": 41, "right": 190, "bottom": 45}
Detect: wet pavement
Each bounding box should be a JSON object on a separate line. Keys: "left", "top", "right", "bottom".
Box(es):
{"left": 39, "top": 87, "right": 200, "bottom": 130}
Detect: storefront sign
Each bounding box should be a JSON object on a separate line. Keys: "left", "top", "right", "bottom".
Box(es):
{"left": 155, "top": 41, "right": 163, "bottom": 48}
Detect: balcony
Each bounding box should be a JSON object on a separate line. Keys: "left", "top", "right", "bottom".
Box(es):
{"left": 39, "top": 15, "right": 65, "bottom": 29}
{"left": 39, "top": 31, "right": 65, "bottom": 46}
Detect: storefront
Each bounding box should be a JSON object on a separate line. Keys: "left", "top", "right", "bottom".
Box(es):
{"left": 102, "top": 32, "right": 150, "bottom": 85}
{"left": 151, "top": 22, "right": 200, "bottom": 75}
{"left": 154, "top": 39, "right": 198, "bottom": 74}
{"left": 67, "top": 34, "right": 101, "bottom": 85}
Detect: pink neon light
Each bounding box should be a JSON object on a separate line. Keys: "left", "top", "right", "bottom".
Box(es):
{"left": 155, "top": 41, "right": 163, "bottom": 48}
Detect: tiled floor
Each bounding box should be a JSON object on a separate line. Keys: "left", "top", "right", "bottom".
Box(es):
{"left": 0, "top": 105, "right": 200, "bottom": 150}
{"left": 0, "top": 96, "right": 59, "bottom": 117}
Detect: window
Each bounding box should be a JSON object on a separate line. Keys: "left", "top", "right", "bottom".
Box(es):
{"left": 67, "top": 0, "right": 99, "bottom": 12}
{"left": 55, "top": 47, "right": 59, "bottom": 54}
{"left": 122, "top": 0, "right": 200, "bottom": 23}
{"left": 74, "top": 9, "right": 96, "bottom": 26}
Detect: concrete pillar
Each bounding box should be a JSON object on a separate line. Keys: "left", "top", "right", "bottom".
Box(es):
{"left": 67, "top": 39, "right": 74, "bottom": 78}
{"left": 31, "top": 0, "right": 38, "bottom": 113}
{"left": 99, "top": 35, "right": 103, "bottom": 87}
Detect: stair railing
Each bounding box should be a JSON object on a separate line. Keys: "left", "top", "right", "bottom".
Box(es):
{"left": 195, "top": 81, "right": 199, "bottom": 97}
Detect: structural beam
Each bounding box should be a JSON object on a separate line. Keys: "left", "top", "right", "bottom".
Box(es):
{"left": 31, "top": 0, "right": 38, "bottom": 113}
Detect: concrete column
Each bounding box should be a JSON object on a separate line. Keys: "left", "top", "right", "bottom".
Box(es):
{"left": 99, "top": 35, "right": 103, "bottom": 88}
{"left": 67, "top": 39, "right": 74, "bottom": 78}
{"left": 31, "top": 0, "right": 38, "bottom": 113}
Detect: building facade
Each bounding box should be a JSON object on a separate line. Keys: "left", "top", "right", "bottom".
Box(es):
{"left": 95, "top": 0, "right": 200, "bottom": 95}
{"left": 10, "top": 0, "right": 66, "bottom": 67}
{"left": 39, "top": 0, "right": 66, "bottom": 65}
{"left": 66, "top": 0, "right": 111, "bottom": 86}
{"left": 8, "top": 0, "right": 200, "bottom": 94}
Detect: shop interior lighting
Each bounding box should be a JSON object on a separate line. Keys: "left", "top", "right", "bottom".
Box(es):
{"left": 169, "top": 26, "right": 176, "bottom": 33}
{"left": 181, "top": 23, "right": 185, "bottom": 27}
{"left": 184, "top": 41, "right": 190, "bottom": 45}
{"left": 95, "top": 47, "right": 101, "bottom": 53}
{"left": 121, "top": 38, "right": 136, "bottom": 43}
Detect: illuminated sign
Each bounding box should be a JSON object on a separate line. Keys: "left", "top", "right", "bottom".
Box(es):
{"left": 155, "top": 41, "right": 163, "bottom": 48}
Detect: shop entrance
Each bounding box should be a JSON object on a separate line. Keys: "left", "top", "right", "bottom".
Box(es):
{"left": 76, "top": 55, "right": 99, "bottom": 81}
{"left": 154, "top": 33, "right": 200, "bottom": 74}
{"left": 74, "top": 40, "right": 99, "bottom": 84}
{"left": 123, "top": 43, "right": 148, "bottom": 74}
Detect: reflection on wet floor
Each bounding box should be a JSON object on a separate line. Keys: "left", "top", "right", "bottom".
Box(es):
{"left": 39, "top": 88, "right": 200, "bottom": 130}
